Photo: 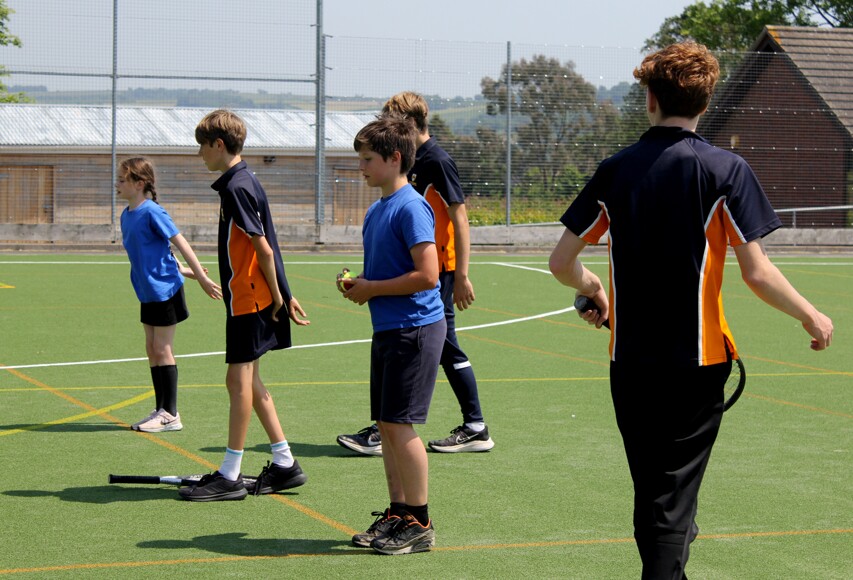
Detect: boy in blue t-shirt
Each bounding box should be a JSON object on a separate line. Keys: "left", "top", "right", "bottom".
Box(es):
{"left": 343, "top": 114, "right": 446, "bottom": 555}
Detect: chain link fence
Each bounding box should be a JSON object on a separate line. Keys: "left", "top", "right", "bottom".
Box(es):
{"left": 0, "top": 0, "right": 850, "bottom": 246}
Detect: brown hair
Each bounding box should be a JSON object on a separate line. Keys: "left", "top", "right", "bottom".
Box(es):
{"left": 194, "top": 109, "right": 246, "bottom": 154}
{"left": 353, "top": 114, "right": 418, "bottom": 174}
{"left": 382, "top": 91, "right": 429, "bottom": 134}
{"left": 119, "top": 157, "right": 158, "bottom": 203}
{"left": 633, "top": 41, "right": 720, "bottom": 119}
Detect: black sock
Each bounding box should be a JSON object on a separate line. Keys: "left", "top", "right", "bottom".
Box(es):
{"left": 389, "top": 502, "right": 407, "bottom": 518}
{"left": 150, "top": 366, "right": 163, "bottom": 410}
{"left": 405, "top": 503, "right": 429, "bottom": 527}
{"left": 160, "top": 365, "right": 178, "bottom": 416}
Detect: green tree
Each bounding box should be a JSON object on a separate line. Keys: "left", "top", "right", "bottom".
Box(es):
{"left": 0, "top": 0, "right": 28, "bottom": 103}
{"left": 480, "top": 55, "right": 604, "bottom": 198}
{"left": 644, "top": 0, "right": 818, "bottom": 52}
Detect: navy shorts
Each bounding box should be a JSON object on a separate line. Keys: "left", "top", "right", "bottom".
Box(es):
{"left": 140, "top": 286, "right": 188, "bottom": 327}
{"left": 225, "top": 303, "right": 292, "bottom": 364}
{"left": 369, "top": 318, "right": 446, "bottom": 425}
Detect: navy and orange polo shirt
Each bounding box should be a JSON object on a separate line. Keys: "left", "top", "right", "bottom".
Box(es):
{"left": 408, "top": 138, "right": 465, "bottom": 273}
{"left": 211, "top": 161, "right": 292, "bottom": 318}
{"left": 561, "top": 126, "right": 782, "bottom": 367}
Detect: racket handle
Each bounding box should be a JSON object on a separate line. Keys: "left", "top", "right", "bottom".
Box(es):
{"left": 573, "top": 296, "right": 610, "bottom": 329}
{"left": 108, "top": 474, "right": 163, "bottom": 484}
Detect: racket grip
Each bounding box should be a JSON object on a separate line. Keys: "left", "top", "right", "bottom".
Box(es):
{"left": 108, "top": 474, "right": 162, "bottom": 484}
{"left": 573, "top": 296, "right": 610, "bottom": 329}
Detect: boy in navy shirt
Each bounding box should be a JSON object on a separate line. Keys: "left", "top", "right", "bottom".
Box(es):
{"left": 549, "top": 42, "right": 833, "bottom": 578}
{"left": 179, "top": 109, "right": 311, "bottom": 502}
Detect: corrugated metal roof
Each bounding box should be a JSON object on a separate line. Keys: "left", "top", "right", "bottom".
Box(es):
{"left": 0, "top": 105, "right": 377, "bottom": 150}
{"left": 758, "top": 26, "right": 853, "bottom": 136}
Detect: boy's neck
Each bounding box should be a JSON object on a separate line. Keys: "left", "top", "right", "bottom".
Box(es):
{"left": 416, "top": 130, "right": 430, "bottom": 147}
{"left": 381, "top": 175, "right": 410, "bottom": 197}
{"left": 222, "top": 154, "right": 242, "bottom": 172}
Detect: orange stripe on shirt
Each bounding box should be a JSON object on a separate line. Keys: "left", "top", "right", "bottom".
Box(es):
{"left": 227, "top": 220, "right": 273, "bottom": 316}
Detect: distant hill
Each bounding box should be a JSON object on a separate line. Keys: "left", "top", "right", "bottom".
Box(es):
{"left": 8, "top": 85, "right": 636, "bottom": 136}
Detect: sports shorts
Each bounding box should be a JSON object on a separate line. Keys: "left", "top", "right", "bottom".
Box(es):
{"left": 369, "top": 318, "right": 446, "bottom": 424}
{"left": 225, "top": 303, "right": 291, "bottom": 364}
{"left": 140, "top": 286, "right": 188, "bottom": 326}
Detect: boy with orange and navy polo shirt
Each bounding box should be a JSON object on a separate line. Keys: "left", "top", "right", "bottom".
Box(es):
{"left": 179, "top": 109, "right": 311, "bottom": 502}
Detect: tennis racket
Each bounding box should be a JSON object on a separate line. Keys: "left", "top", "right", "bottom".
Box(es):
{"left": 573, "top": 295, "right": 746, "bottom": 412}
{"left": 108, "top": 474, "right": 257, "bottom": 487}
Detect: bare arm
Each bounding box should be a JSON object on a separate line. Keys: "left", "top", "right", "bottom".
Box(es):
{"left": 249, "top": 234, "right": 309, "bottom": 326}
{"left": 170, "top": 233, "right": 221, "bottom": 300}
{"left": 549, "top": 229, "right": 608, "bottom": 328}
{"left": 447, "top": 203, "right": 475, "bottom": 311}
{"left": 733, "top": 239, "right": 832, "bottom": 350}
{"left": 343, "top": 241, "right": 439, "bottom": 306}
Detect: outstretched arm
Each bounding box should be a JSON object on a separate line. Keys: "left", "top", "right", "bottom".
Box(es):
{"left": 170, "top": 233, "right": 222, "bottom": 300}
{"left": 733, "top": 239, "right": 833, "bottom": 350}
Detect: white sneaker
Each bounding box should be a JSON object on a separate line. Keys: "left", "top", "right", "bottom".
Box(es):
{"left": 136, "top": 409, "right": 183, "bottom": 433}
{"left": 131, "top": 409, "right": 159, "bottom": 431}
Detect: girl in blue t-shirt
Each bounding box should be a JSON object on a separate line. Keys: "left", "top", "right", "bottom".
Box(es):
{"left": 117, "top": 157, "right": 222, "bottom": 433}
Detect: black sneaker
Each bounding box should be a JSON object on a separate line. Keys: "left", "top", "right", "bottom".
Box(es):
{"left": 245, "top": 460, "right": 308, "bottom": 495}
{"left": 371, "top": 513, "right": 435, "bottom": 555}
{"left": 351, "top": 509, "right": 401, "bottom": 547}
{"left": 428, "top": 424, "right": 495, "bottom": 453}
{"left": 178, "top": 471, "right": 247, "bottom": 502}
{"left": 336, "top": 424, "right": 382, "bottom": 456}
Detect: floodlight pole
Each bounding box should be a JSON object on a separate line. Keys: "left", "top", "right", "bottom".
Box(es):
{"left": 505, "top": 41, "right": 512, "bottom": 227}
{"left": 110, "top": 0, "right": 118, "bottom": 242}
{"left": 314, "top": 0, "right": 327, "bottom": 236}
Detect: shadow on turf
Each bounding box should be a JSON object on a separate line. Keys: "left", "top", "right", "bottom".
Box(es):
{"left": 138, "top": 532, "right": 355, "bottom": 557}
{"left": 4, "top": 485, "right": 309, "bottom": 504}
{"left": 4, "top": 486, "right": 180, "bottom": 503}
{"left": 198, "top": 441, "right": 375, "bottom": 459}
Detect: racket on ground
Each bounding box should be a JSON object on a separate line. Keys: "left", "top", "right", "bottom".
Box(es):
{"left": 573, "top": 295, "right": 746, "bottom": 412}
{"left": 108, "top": 474, "right": 257, "bottom": 487}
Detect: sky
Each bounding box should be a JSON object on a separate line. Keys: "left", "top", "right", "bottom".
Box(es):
{"left": 322, "top": 0, "right": 694, "bottom": 49}
{"left": 2, "top": 0, "right": 697, "bottom": 96}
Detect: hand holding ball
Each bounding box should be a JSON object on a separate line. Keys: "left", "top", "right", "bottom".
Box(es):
{"left": 336, "top": 268, "right": 356, "bottom": 293}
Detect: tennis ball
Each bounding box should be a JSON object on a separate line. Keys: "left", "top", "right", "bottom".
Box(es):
{"left": 336, "top": 268, "right": 356, "bottom": 293}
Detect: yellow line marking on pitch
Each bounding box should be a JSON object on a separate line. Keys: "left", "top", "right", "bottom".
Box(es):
{"left": 0, "top": 365, "right": 354, "bottom": 536}
{"left": 0, "top": 528, "right": 849, "bottom": 575}
{"left": 0, "top": 282, "right": 13, "bottom": 289}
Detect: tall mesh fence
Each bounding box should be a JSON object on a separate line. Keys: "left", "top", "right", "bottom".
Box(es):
{"left": 0, "top": 0, "right": 850, "bottom": 244}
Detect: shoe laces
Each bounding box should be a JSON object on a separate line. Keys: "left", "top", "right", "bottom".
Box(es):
{"left": 253, "top": 461, "right": 272, "bottom": 496}
{"left": 359, "top": 425, "right": 379, "bottom": 437}
{"left": 196, "top": 472, "right": 217, "bottom": 486}
{"left": 365, "top": 509, "right": 392, "bottom": 532}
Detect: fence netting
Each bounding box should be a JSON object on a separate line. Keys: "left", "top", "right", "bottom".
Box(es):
{"left": 0, "top": 0, "right": 849, "bottom": 243}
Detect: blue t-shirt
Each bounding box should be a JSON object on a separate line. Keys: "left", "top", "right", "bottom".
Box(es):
{"left": 120, "top": 199, "right": 183, "bottom": 303}
{"left": 362, "top": 183, "right": 444, "bottom": 332}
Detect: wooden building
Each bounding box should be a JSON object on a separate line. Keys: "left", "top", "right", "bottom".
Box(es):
{"left": 0, "top": 106, "right": 378, "bottom": 241}
{"left": 699, "top": 26, "right": 853, "bottom": 228}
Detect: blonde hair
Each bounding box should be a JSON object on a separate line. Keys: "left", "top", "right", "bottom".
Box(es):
{"left": 382, "top": 91, "right": 429, "bottom": 134}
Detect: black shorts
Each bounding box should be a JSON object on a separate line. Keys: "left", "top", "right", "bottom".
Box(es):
{"left": 369, "top": 318, "right": 446, "bottom": 425}
{"left": 225, "top": 303, "right": 292, "bottom": 364}
{"left": 140, "top": 286, "right": 189, "bottom": 327}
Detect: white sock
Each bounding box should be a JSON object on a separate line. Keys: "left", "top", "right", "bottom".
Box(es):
{"left": 271, "top": 440, "right": 294, "bottom": 467}
{"left": 219, "top": 447, "right": 243, "bottom": 481}
{"left": 465, "top": 422, "right": 485, "bottom": 433}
